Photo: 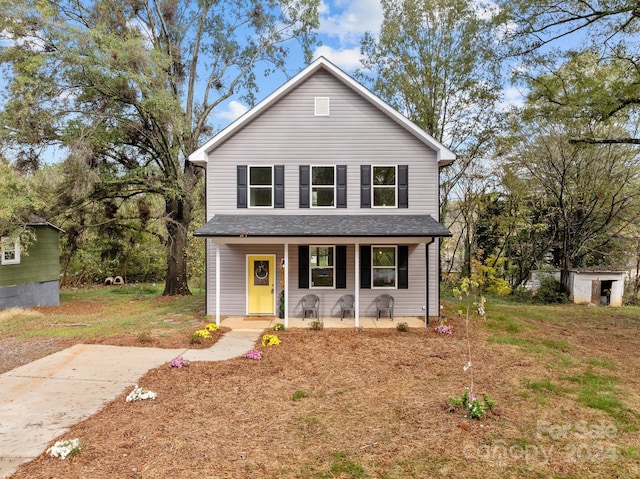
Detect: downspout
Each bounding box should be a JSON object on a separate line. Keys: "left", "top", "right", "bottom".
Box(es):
{"left": 425, "top": 238, "right": 434, "bottom": 327}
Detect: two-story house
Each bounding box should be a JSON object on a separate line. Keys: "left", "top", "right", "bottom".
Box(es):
{"left": 188, "top": 57, "right": 455, "bottom": 327}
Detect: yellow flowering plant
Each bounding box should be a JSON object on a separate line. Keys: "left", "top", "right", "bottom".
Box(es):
{"left": 204, "top": 323, "right": 219, "bottom": 332}
{"left": 261, "top": 334, "right": 280, "bottom": 346}
{"left": 191, "top": 329, "right": 211, "bottom": 344}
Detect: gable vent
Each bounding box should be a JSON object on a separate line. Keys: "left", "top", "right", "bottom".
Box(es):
{"left": 315, "top": 97, "right": 330, "bottom": 116}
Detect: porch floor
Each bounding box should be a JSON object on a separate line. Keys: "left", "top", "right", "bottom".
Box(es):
{"left": 220, "top": 315, "right": 428, "bottom": 330}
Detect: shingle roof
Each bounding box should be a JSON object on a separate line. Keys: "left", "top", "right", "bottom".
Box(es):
{"left": 195, "top": 214, "right": 451, "bottom": 238}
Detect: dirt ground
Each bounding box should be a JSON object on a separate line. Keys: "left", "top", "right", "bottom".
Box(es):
{"left": 8, "top": 307, "right": 640, "bottom": 478}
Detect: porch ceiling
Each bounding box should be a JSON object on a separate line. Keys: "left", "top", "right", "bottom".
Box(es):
{"left": 195, "top": 214, "right": 451, "bottom": 243}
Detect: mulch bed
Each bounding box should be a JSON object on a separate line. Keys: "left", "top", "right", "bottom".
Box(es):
{"left": 10, "top": 318, "right": 640, "bottom": 478}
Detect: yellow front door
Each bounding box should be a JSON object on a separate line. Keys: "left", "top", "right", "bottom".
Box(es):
{"left": 247, "top": 255, "right": 275, "bottom": 315}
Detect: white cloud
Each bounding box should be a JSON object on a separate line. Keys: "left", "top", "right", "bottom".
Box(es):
{"left": 318, "top": 0, "right": 383, "bottom": 44}
{"left": 216, "top": 100, "right": 249, "bottom": 121}
{"left": 313, "top": 45, "right": 362, "bottom": 71}
{"left": 498, "top": 86, "right": 525, "bottom": 111}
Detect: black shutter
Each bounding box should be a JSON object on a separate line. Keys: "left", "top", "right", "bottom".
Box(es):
{"left": 298, "top": 245, "right": 309, "bottom": 289}
{"left": 360, "top": 245, "right": 371, "bottom": 289}
{"left": 237, "top": 165, "right": 247, "bottom": 208}
{"left": 360, "top": 165, "right": 371, "bottom": 208}
{"left": 398, "top": 165, "right": 408, "bottom": 208}
{"left": 274, "top": 165, "right": 285, "bottom": 208}
{"left": 337, "top": 165, "right": 347, "bottom": 208}
{"left": 398, "top": 245, "right": 409, "bottom": 289}
{"left": 336, "top": 245, "right": 347, "bottom": 289}
{"left": 299, "top": 165, "right": 310, "bottom": 208}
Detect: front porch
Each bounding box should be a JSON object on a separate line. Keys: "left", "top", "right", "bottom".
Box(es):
{"left": 220, "top": 315, "right": 428, "bottom": 330}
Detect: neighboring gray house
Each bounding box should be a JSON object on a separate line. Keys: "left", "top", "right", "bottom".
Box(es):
{"left": 188, "top": 57, "right": 455, "bottom": 327}
{"left": 0, "top": 220, "right": 63, "bottom": 310}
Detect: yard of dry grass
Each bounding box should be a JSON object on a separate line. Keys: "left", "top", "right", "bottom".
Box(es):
{"left": 6, "top": 294, "right": 640, "bottom": 478}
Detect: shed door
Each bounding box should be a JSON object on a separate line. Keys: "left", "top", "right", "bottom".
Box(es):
{"left": 247, "top": 255, "right": 275, "bottom": 315}
{"left": 591, "top": 280, "right": 601, "bottom": 305}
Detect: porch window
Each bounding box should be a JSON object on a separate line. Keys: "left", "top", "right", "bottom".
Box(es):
{"left": 1, "top": 237, "right": 20, "bottom": 265}
{"left": 311, "top": 166, "right": 335, "bottom": 207}
{"left": 372, "top": 166, "right": 396, "bottom": 207}
{"left": 249, "top": 166, "right": 273, "bottom": 207}
{"left": 372, "top": 246, "right": 396, "bottom": 288}
{"left": 310, "top": 246, "right": 335, "bottom": 288}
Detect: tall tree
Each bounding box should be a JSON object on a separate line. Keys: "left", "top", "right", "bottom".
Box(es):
{"left": 503, "top": 114, "right": 640, "bottom": 293}
{"left": 0, "top": 0, "right": 319, "bottom": 294}
{"left": 500, "top": 0, "right": 640, "bottom": 145}
{"left": 356, "top": 0, "right": 504, "bottom": 276}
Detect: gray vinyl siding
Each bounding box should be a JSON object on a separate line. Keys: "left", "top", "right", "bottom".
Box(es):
{"left": 208, "top": 243, "right": 435, "bottom": 318}
{"left": 206, "top": 71, "right": 439, "bottom": 220}
{"left": 203, "top": 68, "right": 444, "bottom": 320}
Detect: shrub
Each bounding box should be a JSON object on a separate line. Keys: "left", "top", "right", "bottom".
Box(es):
{"left": 536, "top": 276, "right": 569, "bottom": 304}
{"left": 396, "top": 322, "right": 409, "bottom": 332}
{"left": 137, "top": 331, "right": 153, "bottom": 343}
{"left": 449, "top": 389, "right": 495, "bottom": 420}
{"left": 309, "top": 320, "right": 323, "bottom": 331}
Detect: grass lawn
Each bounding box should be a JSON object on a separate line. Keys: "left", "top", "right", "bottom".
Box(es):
{"left": 5, "top": 290, "right": 640, "bottom": 478}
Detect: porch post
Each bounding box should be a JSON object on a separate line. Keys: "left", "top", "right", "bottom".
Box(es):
{"left": 355, "top": 242, "right": 360, "bottom": 328}
{"left": 425, "top": 241, "right": 429, "bottom": 328}
{"left": 284, "top": 243, "right": 289, "bottom": 328}
{"left": 215, "top": 243, "right": 221, "bottom": 326}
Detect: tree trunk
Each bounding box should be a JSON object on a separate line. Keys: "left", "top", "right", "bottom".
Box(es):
{"left": 163, "top": 195, "right": 192, "bottom": 296}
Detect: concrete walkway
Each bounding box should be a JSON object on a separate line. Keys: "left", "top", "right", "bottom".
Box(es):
{"left": 0, "top": 316, "right": 427, "bottom": 478}
{"left": 0, "top": 330, "right": 262, "bottom": 479}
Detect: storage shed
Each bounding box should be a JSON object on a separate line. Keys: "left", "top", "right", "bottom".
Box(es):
{"left": 568, "top": 269, "right": 625, "bottom": 307}
{"left": 531, "top": 269, "right": 625, "bottom": 306}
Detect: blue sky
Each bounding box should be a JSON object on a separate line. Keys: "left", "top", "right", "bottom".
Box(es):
{"left": 213, "top": 0, "right": 385, "bottom": 125}
{"left": 213, "top": 0, "right": 526, "bottom": 127}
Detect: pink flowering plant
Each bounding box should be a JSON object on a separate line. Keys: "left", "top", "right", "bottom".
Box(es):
{"left": 434, "top": 322, "right": 453, "bottom": 335}
{"left": 169, "top": 356, "right": 190, "bottom": 368}
{"left": 243, "top": 349, "right": 263, "bottom": 360}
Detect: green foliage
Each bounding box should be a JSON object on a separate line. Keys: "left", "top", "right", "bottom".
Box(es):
{"left": 535, "top": 276, "right": 569, "bottom": 304}
{"left": 292, "top": 390, "right": 308, "bottom": 401}
{"left": 396, "top": 322, "right": 409, "bottom": 332}
{"left": 0, "top": 0, "right": 320, "bottom": 294}
{"left": 309, "top": 320, "right": 323, "bottom": 331}
{"left": 328, "top": 451, "right": 365, "bottom": 478}
{"left": 449, "top": 389, "right": 494, "bottom": 420}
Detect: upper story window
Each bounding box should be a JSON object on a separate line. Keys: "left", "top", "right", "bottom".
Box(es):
{"left": 361, "top": 165, "right": 407, "bottom": 209}
{"left": 311, "top": 166, "right": 335, "bottom": 207}
{"left": 1, "top": 237, "right": 20, "bottom": 265}
{"left": 372, "top": 246, "right": 396, "bottom": 288}
{"left": 249, "top": 166, "right": 273, "bottom": 207}
{"left": 310, "top": 245, "right": 335, "bottom": 288}
{"left": 373, "top": 166, "right": 397, "bottom": 207}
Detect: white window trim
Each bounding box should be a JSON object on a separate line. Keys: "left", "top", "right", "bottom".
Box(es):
{"left": 311, "top": 165, "right": 336, "bottom": 208}
{"left": 372, "top": 245, "right": 397, "bottom": 289}
{"left": 248, "top": 165, "right": 274, "bottom": 208}
{"left": 372, "top": 165, "right": 398, "bottom": 208}
{"left": 309, "top": 245, "right": 336, "bottom": 289}
{"left": 1, "top": 237, "right": 21, "bottom": 265}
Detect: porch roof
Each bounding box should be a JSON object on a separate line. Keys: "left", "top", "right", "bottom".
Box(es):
{"left": 194, "top": 214, "right": 451, "bottom": 239}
